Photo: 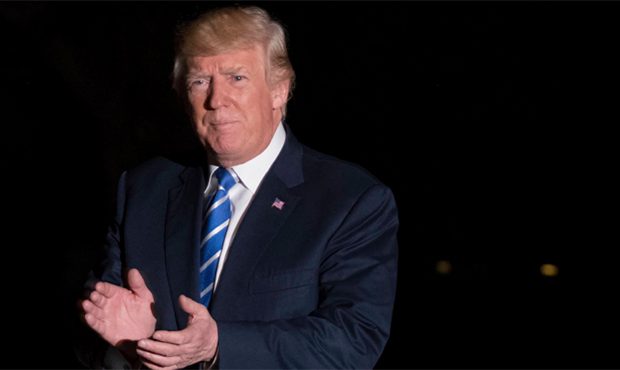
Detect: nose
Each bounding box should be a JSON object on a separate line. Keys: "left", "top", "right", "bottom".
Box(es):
{"left": 205, "top": 77, "right": 229, "bottom": 110}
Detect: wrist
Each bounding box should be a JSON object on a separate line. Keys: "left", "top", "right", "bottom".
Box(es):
{"left": 202, "top": 322, "right": 219, "bottom": 369}
{"left": 202, "top": 345, "right": 219, "bottom": 369}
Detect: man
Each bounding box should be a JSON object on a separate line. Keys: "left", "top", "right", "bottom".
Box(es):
{"left": 80, "top": 5, "right": 398, "bottom": 369}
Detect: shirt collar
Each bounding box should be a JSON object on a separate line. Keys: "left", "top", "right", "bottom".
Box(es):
{"left": 207, "top": 122, "right": 286, "bottom": 194}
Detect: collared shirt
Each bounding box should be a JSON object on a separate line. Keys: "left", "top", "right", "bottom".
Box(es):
{"left": 204, "top": 122, "right": 286, "bottom": 289}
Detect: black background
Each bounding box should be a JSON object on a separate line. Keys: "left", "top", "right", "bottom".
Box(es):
{"left": 0, "top": 2, "right": 617, "bottom": 369}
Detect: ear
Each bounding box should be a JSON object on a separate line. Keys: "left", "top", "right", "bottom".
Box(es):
{"left": 271, "top": 80, "right": 290, "bottom": 111}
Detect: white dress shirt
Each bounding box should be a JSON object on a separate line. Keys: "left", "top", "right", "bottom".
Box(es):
{"left": 204, "top": 122, "right": 286, "bottom": 290}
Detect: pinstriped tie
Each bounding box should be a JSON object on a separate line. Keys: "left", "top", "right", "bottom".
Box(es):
{"left": 199, "top": 167, "right": 236, "bottom": 307}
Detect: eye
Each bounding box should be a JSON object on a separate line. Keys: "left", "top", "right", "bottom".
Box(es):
{"left": 190, "top": 78, "right": 208, "bottom": 86}
{"left": 232, "top": 75, "right": 246, "bottom": 82}
{"left": 187, "top": 78, "right": 210, "bottom": 93}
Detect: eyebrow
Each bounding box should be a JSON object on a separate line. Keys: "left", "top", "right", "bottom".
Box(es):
{"left": 220, "top": 66, "right": 249, "bottom": 75}
{"left": 187, "top": 66, "right": 249, "bottom": 78}
{"left": 185, "top": 72, "right": 211, "bottom": 80}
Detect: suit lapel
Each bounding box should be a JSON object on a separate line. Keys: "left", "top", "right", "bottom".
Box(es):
{"left": 210, "top": 130, "right": 305, "bottom": 316}
{"left": 164, "top": 166, "right": 204, "bottom": 329}
{"left": 210, "top": 174, "right": 300, "bottom": 314}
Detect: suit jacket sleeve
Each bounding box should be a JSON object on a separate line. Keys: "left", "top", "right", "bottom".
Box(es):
{"left": 95, "top": 170, "right": 127, "bottom": 286}
{"left": 217, "top": 183, "right": 399, "bottom": 369}
{"left": 75, "top": 171, "right": 130, "bottom": 369}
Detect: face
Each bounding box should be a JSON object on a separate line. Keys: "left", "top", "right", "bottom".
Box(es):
{"left": 184, "top": 46, "right": 287, "bottom": 167}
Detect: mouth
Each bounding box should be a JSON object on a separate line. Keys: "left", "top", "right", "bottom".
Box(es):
{"left": 208, "top": 120, "right": 238, "bottom": 127}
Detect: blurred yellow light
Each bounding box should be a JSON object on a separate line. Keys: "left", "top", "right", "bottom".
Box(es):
{"left": 436, "top": 260, "right": 452, "bottom": 275}
{"left": 540, "top": 263, "right": 559, "bottom": 277}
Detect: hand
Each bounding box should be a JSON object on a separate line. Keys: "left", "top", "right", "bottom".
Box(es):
{"left": 136, "top": 295, "right": 218, "bottom": 370}
{"left": 81, "top": 269, "right": 157, "bottom": 348}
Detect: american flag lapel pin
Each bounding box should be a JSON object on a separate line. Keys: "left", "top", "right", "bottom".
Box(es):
{"left": 271, "top": 197, "right": 285, "bottom": 210}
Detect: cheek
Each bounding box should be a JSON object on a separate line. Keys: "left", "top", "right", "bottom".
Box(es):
{"left": 189, "top": 99, "right": 206, "bottom": 122}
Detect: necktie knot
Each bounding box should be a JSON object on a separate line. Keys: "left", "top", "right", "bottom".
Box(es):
{"left": 214, "top": 167, "right": 236, "bottom": 192}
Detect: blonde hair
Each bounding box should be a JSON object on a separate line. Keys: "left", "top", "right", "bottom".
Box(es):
{"left": 172, "top": 6, "right": 295, "bottom": 113}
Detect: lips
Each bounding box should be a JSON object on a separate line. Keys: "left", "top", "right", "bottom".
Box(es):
{"left": 208, "top": 119, "right": 238, "bottom": 126}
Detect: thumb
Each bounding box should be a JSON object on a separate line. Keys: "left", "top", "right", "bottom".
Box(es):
{"left": 127, "top": 268, "right": 153, "bottom": 301}
{"left": 179, "top": 294, "right": 209, "bottom": 319}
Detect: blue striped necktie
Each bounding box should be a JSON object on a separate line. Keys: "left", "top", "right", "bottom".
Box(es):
{"left": 199, "top": 167, "right": 236, "bottom": 307}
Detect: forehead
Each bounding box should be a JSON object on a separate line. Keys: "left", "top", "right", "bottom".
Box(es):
{"left": 186, "top": 46, "right": 266, "bottom": 74}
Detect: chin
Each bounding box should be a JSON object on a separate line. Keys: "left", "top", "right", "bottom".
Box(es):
{"left": 210, "top": 142, "right": 245, "bottom": 161}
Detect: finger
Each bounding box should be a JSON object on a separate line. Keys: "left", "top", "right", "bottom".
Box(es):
{"left": 77, "top": 298, "right": 87, "bottom": 313}
{"left": 139, "top": 357, "right": 174, "bottom": 370}
{"left": 81, "top": 300, "right": 105, "bottom": 320}
{"left": 94, "top": 281, "right": 116, "bottom": 298}
{"left": 89, "top": 291, "right": 105, "bottom": 306}
{"left": 128, "top": 269, "right": 154, "bottom": 301}
{"left": 152, "top": 329, "right": 186, "bottom": 345}
{"left": 82, "top": 285, "right": 94, "bottom": 299}
{"left": 179, "top": 294, "right": 208, "bottom": 318}
{"left": 81, "top": 299, "right": 93, "bottom": 312}
{"left": 84, "top": 313, "right": 106, "bottom": 335}
{"left": 138, "top": 338, "right": 181, "bottom": 357}
{"left": 136, "top": 347, "right": 181, "bottom": 368}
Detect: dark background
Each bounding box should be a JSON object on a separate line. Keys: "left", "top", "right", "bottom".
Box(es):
{"left": 0, "top": 2, "right": 616, "bottom": 368}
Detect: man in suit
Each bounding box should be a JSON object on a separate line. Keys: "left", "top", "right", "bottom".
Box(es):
{"left": 80, "top": 5, "right": 398, "bottom": 369}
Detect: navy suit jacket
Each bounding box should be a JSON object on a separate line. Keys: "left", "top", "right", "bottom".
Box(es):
{"left": 94, "top": 129, "right": 399, "bottom": 368}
